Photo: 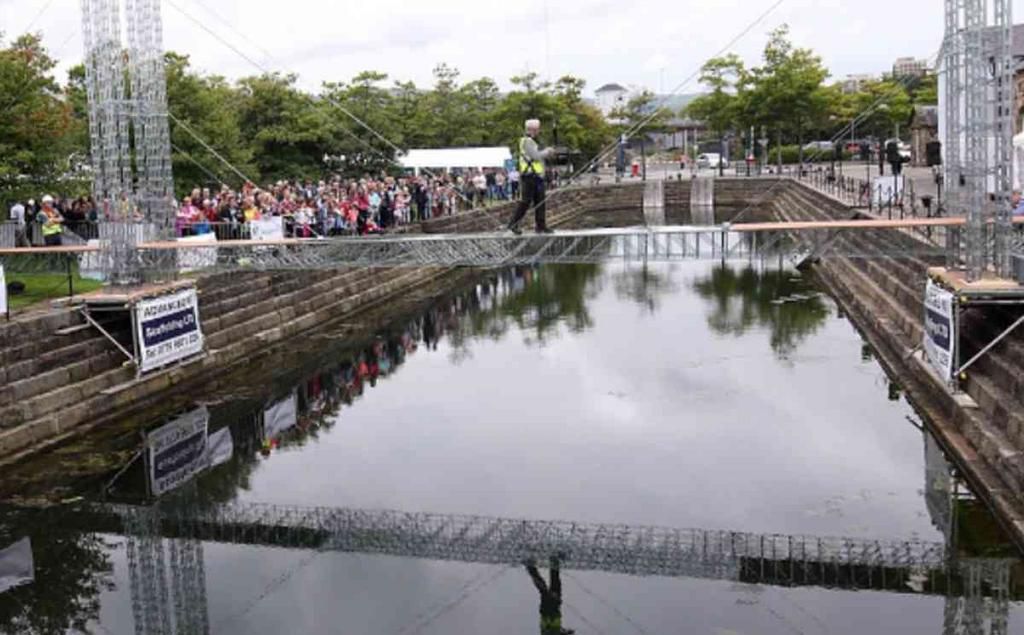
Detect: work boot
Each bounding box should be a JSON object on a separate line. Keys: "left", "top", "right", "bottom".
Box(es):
{"left": 507, "top": 225, "right": 523, "bottom": 236}
{"left": 535, "top": 227, "right": 554, "bottom": 235}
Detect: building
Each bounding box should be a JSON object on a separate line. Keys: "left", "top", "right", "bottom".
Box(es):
{"left": 908, "top": 105, "right": 938, "bottom": 167}
{"left": 841, "top": 74, "right": 876, "bottom": 94}
{"left": 595, "top": 83, "right": 629, "bottom": 118}
{"left": 892, "top": 57, "right": 930, "bottom": 78}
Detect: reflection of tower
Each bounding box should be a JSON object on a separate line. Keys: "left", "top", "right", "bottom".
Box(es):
{"left": 80, "top": 0, "right": 175, "bottom": 284}
{"left": 122, "top": 506, "right": 209, "bottom": 634}
{"left": 943, "top": 559, "right": 1012, "bottom": 635}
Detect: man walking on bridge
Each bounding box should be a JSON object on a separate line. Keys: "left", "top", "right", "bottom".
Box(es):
{"left": 508, "top": 119, "right": 556, "bottom": 235}
{"left": 524, "top": 554, "right": 574, "bottom": 635}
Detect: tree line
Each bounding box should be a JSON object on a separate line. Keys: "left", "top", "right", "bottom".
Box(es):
{"left": 685, "top": 26, "right": 937, "bottom": 165}
{"left": 1, "top": 26, "right": 937, "bottom": 202}
{"left": 0, "top": 33, "right": 614, "bottom": 200}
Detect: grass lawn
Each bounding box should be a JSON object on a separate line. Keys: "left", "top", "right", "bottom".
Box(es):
{"left": 4, "top": 273, "right": 103, "bottom": 312}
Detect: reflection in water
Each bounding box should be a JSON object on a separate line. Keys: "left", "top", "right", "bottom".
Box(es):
{"left": 612, "top": 263, "right": 680, "bottom": 315}
{"left": 1, "top": 261, "right": 1023, "bottom": 634}
{"left": 693, "top": 265, "right": 830, "bottom": 358}
{"left": 525, "top": 556, "right": 570, "bottom": 635}
{"left": 0, "top": 509, "right": 114, "bottom": 634}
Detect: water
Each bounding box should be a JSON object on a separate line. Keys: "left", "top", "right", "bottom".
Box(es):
{"left": 0, "top": 260, "right": 1021, "bottom": 634}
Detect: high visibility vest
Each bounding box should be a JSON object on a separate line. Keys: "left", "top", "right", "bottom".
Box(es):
{"left": 41, "top": 213, "right": 62, "bottom": 236}
{"left": 519, "top": 136, "right": 545, "bottom": 177}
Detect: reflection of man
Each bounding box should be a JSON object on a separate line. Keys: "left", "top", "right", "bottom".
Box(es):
{"left": 525, "top": 555, "right": 573, "bottom": 635}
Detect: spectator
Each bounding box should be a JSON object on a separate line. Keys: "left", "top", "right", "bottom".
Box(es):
{"left": 37, "top": 195, "right": 64, "bottom": 246}
{"left": 8, "top": 199, "right": 28, "bottom": 247}
{"left": 1013, "top": 190, "right": 1024, "bottom": 217}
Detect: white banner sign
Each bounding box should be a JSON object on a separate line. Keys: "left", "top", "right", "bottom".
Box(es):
{"left": 264, "top": 391, "right": 298, "bottom": 440}
{"left": 0, "top": 264, "right": 6, "bottom": 315}
{"left": 135, "top": 288, "right": 204, "bottom": 373}
{"left": 148, "top": 407, "right": 209, "bottom": 496}
{"left": 872, "top": 175, "right": 904, "bottom": 207}
{"left": 250, "top": 217, "right": 285, "bottom": 241}
{"left": 923, "top": 279, "right": 956, "bottom": 382}
{"left": 176, "top": 233, "right": 218, "bottom": 273}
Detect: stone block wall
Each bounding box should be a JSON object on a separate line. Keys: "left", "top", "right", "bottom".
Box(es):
{"left": 664, "top": 179, "right": 692, "bottom": 224}
{"left": 421, "top": 183, "right": 645, "bottom": 233}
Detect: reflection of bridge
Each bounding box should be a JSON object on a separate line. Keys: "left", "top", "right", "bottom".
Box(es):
{"left": 78, "top": 502, "right": 1016, "bottom": 634}
{"left": 95, "top": 502, "right": 960, "bottom": 590}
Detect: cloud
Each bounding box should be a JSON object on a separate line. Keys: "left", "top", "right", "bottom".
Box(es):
{"left": 0, "top": 0, "right": 972, "bottom": 97}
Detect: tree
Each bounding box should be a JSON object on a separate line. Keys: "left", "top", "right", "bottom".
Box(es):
{"left": 686, "top": 54, "right": 745, "bottom": 174}
{"left": 165, "top": 53, "right": 256, "bottom": 194}
{"left": 322, "top": 71, "right": 399, "bottom": 176}
{"left": 0, "top": 33, "right": 82, "bottom": 200}
{"left": 743, "top": 26, "right": 829, "bottom": 167}
{"left": 236, "top": 72, "right": 333, "bottom": 181}
{"left": 609, "top": 89, "right": 670, "bottom": 136}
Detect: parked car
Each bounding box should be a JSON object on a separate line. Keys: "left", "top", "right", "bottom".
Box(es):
{"left": 697, "top": 153, "right": 725, "bottom": 169}
{"left": 802, "top": 141, "right": 835, "bottom": 152}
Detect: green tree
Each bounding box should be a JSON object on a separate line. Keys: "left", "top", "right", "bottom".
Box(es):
{"left": 236, "top": 72, "right": 333, "bottom": 181}
{"left": 322, "top": 70, "right": 399, "bottom": 175}
{"left": 0, "top": 33, "right": 82, "bottom": 200}
{"left": 609, "top": 89, "right": 670, "bottom": 136}
{"left": 686, "top": 54, "right": 745, "bottom": 174}
{"left": 165, "top": 53, "right": 256, "bottom": 194}
{"left": 744, "top": 25, "right": 829, "bottom": 167}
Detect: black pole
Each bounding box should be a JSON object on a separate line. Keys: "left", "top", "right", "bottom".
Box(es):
{"left": 66, "top": 254, "right": 73, "bottom": 299}
{"left": 641, "top": 138, "right": 647, "bottom": 182}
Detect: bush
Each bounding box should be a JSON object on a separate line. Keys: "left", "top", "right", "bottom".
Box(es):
{"left": 766, "top": 145, "right": 856, "bottom": 164}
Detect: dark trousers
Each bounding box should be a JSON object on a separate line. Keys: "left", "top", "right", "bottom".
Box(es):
{"left": 509, "top": 174, "right": 547, "bottom": 230}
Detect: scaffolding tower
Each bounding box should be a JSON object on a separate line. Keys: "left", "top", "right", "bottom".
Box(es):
{"left": 80, "top": 0, "right": 175, "bottom": 284}
{"left": 943, "top": 0, "right": 1015, "bottom": 281}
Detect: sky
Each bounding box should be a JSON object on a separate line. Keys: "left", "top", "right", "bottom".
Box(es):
{"left": 0, "top": 0, "right": 1005, "bottom": 96}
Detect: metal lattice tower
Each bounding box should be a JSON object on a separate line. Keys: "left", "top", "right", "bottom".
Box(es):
{"left": 80, "top": 0, "right": 175, "bottom": 284}
{"left": 944, "top": 0, "right": 1015, "bottom": 280}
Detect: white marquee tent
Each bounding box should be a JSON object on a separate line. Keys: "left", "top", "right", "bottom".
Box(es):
{"left": 399, "top": 147, "right": 512, "bottom": 173}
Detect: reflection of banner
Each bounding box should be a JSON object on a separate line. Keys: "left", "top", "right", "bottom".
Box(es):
{"left": 135, "top": 288, "right": 204, "bottom": 373}
{"left": 264, "top": 392, "right": 298, "bottom": 440}
{"left": 206, "top": 426, "right": 234, "bottom": 469}
{"left": 923, "top": 280, "right": 955, "bottom": 382}
{"left": 250, "top": 218, "right": 284, "bottom": 241}
{"left": 147, "top": 407, "right": 209, "bottom": 496}
{"left": 0, "top": 264, "right": 6, "bottom": 315}
{"left": 0, "top": 538, "right": 33, "bottom": 594}
{"left": 924, "top": 433, "right": 953, "bottom": 537}
{"left": 176, "top": 233, "right": 218, "bottom": 273}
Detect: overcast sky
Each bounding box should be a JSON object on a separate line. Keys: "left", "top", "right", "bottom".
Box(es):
{"left": 0, "top": 0, "right": 1011, "bottom": 95}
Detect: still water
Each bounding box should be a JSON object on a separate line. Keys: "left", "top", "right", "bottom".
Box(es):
{"left": 0, "top": 260, "right": 1021, "bottom": 634}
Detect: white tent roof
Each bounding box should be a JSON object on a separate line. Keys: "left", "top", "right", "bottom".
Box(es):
{"left": 399, "top": 147, "right": 512, "bottom": 170}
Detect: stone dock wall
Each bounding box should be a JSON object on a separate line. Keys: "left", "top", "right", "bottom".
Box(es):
{"left": 770, "top": 178, "right": 1024, "bottom": 548}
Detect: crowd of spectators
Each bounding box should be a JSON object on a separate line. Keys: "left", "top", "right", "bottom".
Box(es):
{"left": 5, "top": 168, "right": 522, "bottom": 245}
{"left": 174, "top": 169, "right": 519, "bottom": 238}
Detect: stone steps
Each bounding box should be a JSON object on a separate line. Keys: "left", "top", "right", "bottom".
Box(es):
{"left": 200, "top": 269, "right": 346, "bottom": 324}
{"left": 0, "top": 265, "right": 454, "bottom": 461}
